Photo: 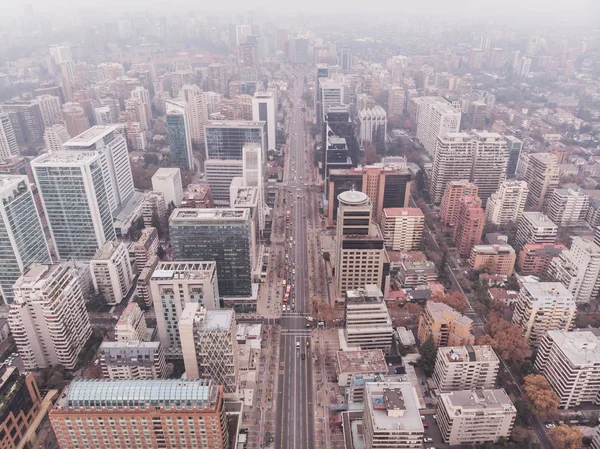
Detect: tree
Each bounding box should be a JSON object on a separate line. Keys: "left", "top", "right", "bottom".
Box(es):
{"left": 523, "top": 374, "right": 560, "bottom": 419}
{"left": 547, "top": 425, "right": 583, "bottom": 449}
{"left": 478, "top": 314, "right": 529, "bottom": 362}
{"left": 405, "top": 302, "right": 422, "bottom": 316}
{"left": 429, "top": 291, "right": 468, "bottom": 314}
{"left": 417, "top": 335, "right": 438, "bottom": 377}
{"left": 510, "top": 426, "right": 531, "bottom": 446}
{"left": 514, "top": 398, "right": 533, "bottom": 426}
{"left": 436, "top": 250, "right": 449, "bottom": 283}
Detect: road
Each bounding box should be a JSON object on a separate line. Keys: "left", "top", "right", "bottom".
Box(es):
{"left": 274, "top": 70, "right": 315, "bottom": 449}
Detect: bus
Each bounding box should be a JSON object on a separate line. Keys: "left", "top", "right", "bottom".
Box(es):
{"left": 286, "top": 285, "right": 291, "bottom": 295}
{"left": 283, "top": 293, "right": 289, "bottom": 304}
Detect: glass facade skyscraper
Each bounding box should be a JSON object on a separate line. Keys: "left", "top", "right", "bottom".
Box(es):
{"left": 169, "top": 209, "right": 253, "bottom": 298}
{"left": 166, "top": 100, "right": 193, "bottom": 170}
{"left": 505, "top": 135, "right": 523, "bottom": 179}
{"left": 32, "top": 151, "right": 116, "bottom": 260}
{"left": 0, "top": 175, "right": 52, "bottom": 304}
{"left": 205, "top": 121, "right": 265, "bottom": 160}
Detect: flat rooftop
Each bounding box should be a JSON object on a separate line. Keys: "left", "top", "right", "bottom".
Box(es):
{"left": 232, "top": 187, "right": 258, "bottom": 208}
{"left": 384, "top": 208, "right": 424, "bottom": 218}
{"left": 32, "top": 151, "right": 98, "bottom": 166}
{"left": 197, "top": 309, "right": 234, "bottom": 332}
{"left": 346, "top": 285, "right": 384, "bottom": 304}
{"left": 151, "top": 261, "right": 216, "bottom": 281}
{"left": 336, "top": 349, "right": 388, "bottom": 374}
{"left": 152, "top": 167, "right": 180, "bottom": 180}
{"left": 0, "top": 175, "right": 28, "bottom": 193}
{"left": 441, "top": 389, "right": 515, "bottom": 413}
{"left": 63, "top": 125, "right": 119, "bottom": 147}
{"left": 206, "top": 120, "right": 265, "bottom": 128}
{"left": 170, "top": 208, "right": 249, "bottom": 223}
{"left": 521, "top": 212, "right": 558, "bottom": 228}
{"left": 546, "top": 330, "right": 600, "bottom": 366}
{"left": 521, "top": 280, "right": 574, "bottom": 307}
{"left": 92, "top": 241, "right": 122, "bottom": 260}
{"left": 426, "top": 301, "right": 473, "bottom": 327}
{"left": 365, "top": 381, "right": 423, "bottom": 431}
{"left": 438, "top": 345, "right": 498, "bottom": 364}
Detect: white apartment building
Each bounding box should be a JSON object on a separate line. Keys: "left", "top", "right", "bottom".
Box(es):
{"left": 36, "top": 95, "right": 63, "bottom": 127}
{"left": 125, "top": 98, "right": 149, "bottom": 132}
{"left": 548, "top": 237, "right": 600, "bottom": 304}
{"left": 387, "top": 85, "right": 405, "bottom": 117}
{"left": 437, "top": 389, "right": 516, "bottom": 446}
{"left": 0, "top": 175, "right": 53, "bottom": 304}
{"left": 115, "top": 302, "right": 150, "bottom": 342}
{"left": 362, "top": 381, "right": 424, "bottom": 449}
{"left": 432, "top": 345, "right": 499, "bottom": 393}
{"left": 319, "top": 78, "right": 344, "bottom": 122}
{"left": 32, "top": 151, "right": 116, "bottom": 260}
{"left": 547, "top": 188, "right": 590, "bottom": 227}
{"left": 99, "top": 341, "right": 167, "bottom": 380}
{"left": 430, "top": 133, "right": 476, "bottom": 203}
{"left": 151, "top": 167, "right": 183, "bottom": 207}
{"left": 204, "top": 159, "right": 243, "bottom": 205}
{"left": 179, "top": 303, "right": 239, "bottom": 394}
{"left": 344, "top": 285, "right": 394, "bottom": 354}
{"left": 358, "top": 106, "right": 387, "bottom": 144}
{"left": 512, "top": 279, "right": 576, "bottom": 346}
{"left": 525, "top": 153, "right": 559, "bottom": 209}
{"left": 0, "top": 112, "right": 18, "bottom": 161}
{"left": 470, "top": 132, "right": 508, "bottom": 205}
{"left": 43, "top": 124, "right": 71, "bottom": 153}
{"left": 535, "top": 330, "right": 600, "bottom": 409}
{"left": 382, "top": 208, "right": 424, "bottom": 251}
{"left": 415, "top": 96, "right": 461, "bottom": 157}
{"left": 252, "top": 92, "right": 276, "bottom": 151}
{"left": 150, "top": 261, "right": 220, "bottom": 355}
{"left": 180, "top": 84, "right": 208, "bottom": 146}
{"left": 62, "top": 125, "right": 134, "bottom": 213}
{"left": 515, "top": 212, "right": 558, "bottom": 251}
{"left": 485, "top": 180, "right": 529, "bottom": 226}
{"left": 94, "top": 106, "right": 113, "bottom": 126}
{"left": 8, "top": 263, "right": 92, "bottom": 370}
{"left": 90, "top": 241, "right": 134, "bottom": 306}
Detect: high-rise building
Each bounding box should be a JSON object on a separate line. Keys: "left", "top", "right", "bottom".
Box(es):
{"left": 207, "top": 63, "right": 228, "bottom": 96}
{"left": 115, "top": 302, "right": 150, "bottom": 342}
{"left": 535, "top": 330, "right": 600, "bottom": 409}
{"left": 150, "top": 261, "right": 220, "bottom": 355}
{"left": 124, "top": 97, "right": 149, "bottom": 131}
{"left": 470, "top": 133, "right": 508, "bottom": 205}
{"left": 440, "top": 181, "right": 478, "bottom": 227}
{"left": 546, "top": 188, "right": 590, "bottom": 227}
{"left": 358, "top": 106, "right": 387, "bottom": 145}
{"left": 62, "top": 125, "right": 134, "bottom": 213}
{"left": 512, "top": 278, "right": 576, "bottom": 346}
{"left": 180, "top": 84, "right": 208, "bottom": 146}
{"left": 151, "top": 167, "right": 183, "bottom": 207}
{"left": 165, "top": 99, "right": 193, "bottom": 170}
{"left": 415, "top": 96, "right": 461, "bottom": 157}
{"left": 170, "top": 209, "right": 253, "bottom": 299}
{"left": 468, "top": 243, "right": 516, "bottom": 276}
{"left": 437, "top": 389, "right": 516, "bottom": 446}
{"left": 252, "top": 92, "right": 276, "bottom": 151}
{"left": 99, "top": 341, "right": 167, "bottom": 380}
{"left": 134, "top": 227, "right": 159, "bottom": 274}
{"left": 387, "top": 85, "right": 405, "bottom": 118}
{"left": 8, "top": 263, "right": 92, "bottom": 370}
{"left": 453, "top": 196, "right": 485, "bottom": 258}
{"left": 335, "top": 191, "right": 389, "bottom": 297}
{"left": 0, "top": 175, "right": 52, "bottom": 304}
{"left": 90, "top": 241, "right": 134, "bottom": 306}
{"left": 327, "top": 163, "right": 411, "bottom": 225}
{"left": 338, "top": 46, "right": 352, "bottom": 72}
{"left": 61, "top": 102, "right": 89, "bottom": 137}
{"left": 484, "top": 180, "right": 528, "bottom": 226}
{"left": 205, "top": 120, "right": 266, "bottom": 161}
{"left": 204, "top": 159, "right": 243, "bottom": 204}
{"left": 130, "top": 86, "right": 152, "bottom": 130}
{"left": 548, "top": 237, "right": 600, "bottom": 304}
{"left": 237, "top": 41, "right": 259, "bottom": 69}
{"left": 32, "top": 151, "right": 115, "bottom": 260}
{"left": 0, "top": 112, "right": 19, "bottom": 162}
{"left": 517, "top": 243, "right": 566, "bottom": 276}
{"left": 35, "top": 95, "right": 63, "bottom": 127}
{"left": 319, "top": 78, "right": 344, "bottom": 123}
{"left": 292, "top": 37, "right": 309, "bottom": 64}
{"left": 362, "top": 381, "right": 424, "bottom": 449}
{"left": 344, "top": 285, "right": 394, "bottom": 353}
{"left": 2, "top": 100, "right": 45, "bottom": 145}
{"left": 179, "top": 303, "right": 239, "bottom": 393}
{"left": 515, "top": 212, "right": 558, "bottom": 251}
{"left": 418, "top": 301, "right": 475, "bottom": 347}
{"left": 50, "top": 379, "right": 229, "bottom": 449}
{"left": 504, "top": 136, "right": 523, "bottom": 178}
{"left": 525, "top": 153, "right": 559, "bottom": 209}
{"left": 433, "top": 345, "right": 499, "bottom": 393}
{"left": 381, "top": 208, "right": 424, "bottom": 251}
{"left": 43, "top": 123, "right": 70, "bottom": 153}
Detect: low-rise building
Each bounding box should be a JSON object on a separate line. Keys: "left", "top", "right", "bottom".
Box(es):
{"left": 437, "top": 389, "right": 516, "bottom": 446}
{"left": 418, "top": 301, "right": 475, "bottom": 347}
{"left": 432, "top": 345, "right": 499, "bottom": 392}
{"left": 468, "top": 244, "right": 516, "bottom": 276}
{"left": 512, "top": 279, "right": 576, "bottom": 346}
{"left": 181, "top": 183, "right": 214, "bottom": 208}
{"left": 535, "top": 330, "right": 600, "bottom": 409}
{"left": 336, "top": 349, "right": 388, "bottom": 388}
{"left": 99, "top": 341, "right": 167, "bottom": 380}
{"left": 397, "top": 260, "right": 437, "bottom": 287}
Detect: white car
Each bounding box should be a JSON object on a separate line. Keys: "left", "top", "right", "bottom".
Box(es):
{"left": 545, "top": 423, "right": 555, "bottom": 429}
{"left": 424, "top": 438, "right": 433, "bottom": 443}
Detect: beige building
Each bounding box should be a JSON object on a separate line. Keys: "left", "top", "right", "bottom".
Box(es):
{"left": 415, "top": 96, "right": 461, "bottom": 157}
{"left": 469, "top": 244, "right": 516, "bottom": 276}
{"left": 440, "top": 180, "right": 478, "bottom": 227}
{"left": 382, "top": 207, "right": 424, "bottom": 251}
{"left": 362, "top": 381, "right": 424, "bottom": 449}
{"left": 90, "top": 241, "right": 134, "bottom": 306}
{"left": 512, "top": 279, "right": 576, "bottom": 346}
{"left": 437, "top": 389, "right": 516, "bottom": 446}
{"left": 484, "top": 180, "right": 529, "bottom": 226}
{"left": 535, "top": 330, "right": 600, "bottom": 409}
{"left": 515, "top": 212, "right": 558, "bottom": 251}
{"left": 115, "top": 302, "right": 149, "bottom": 342}
{"left": 336, "top": 349, "right": 387, "bottom": 390}
{"left": 8, "top": 263, "right": 92, "bottom": 370}
{"left": 99, "top": 341, "right": 167, "bottom": 380}
{"left": 134, "top": 227, "right": 159, "bottom": 274}
{"left": 418, "top": 301, "right": 475, "bottom": 347}
{"left": 525, "top": 152, "right": 559, "bottom": 209}
{"left": 433, "top": 345, "right": 499, "bottom": 392}
{"left": 547, "top": 188, "right": 590, "bottom": 227}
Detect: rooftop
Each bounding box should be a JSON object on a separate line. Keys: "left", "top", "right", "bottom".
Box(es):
{"left": 338, "top": 190, "right": 370, "bottom": 206}
{"left": 530, "top": 152, "right": 558, "bottom": 164}
{"left": 32, "top": 151, "right": 99, "bottom": 166}
{"left": 0, "top": 175, "right": 28, "bottom": 194}
{"left": 426, "top": 301, "right": 473, "bottom": 327}
{"left": 471, "top": 244, "right": 515, "bottom": 254}
{"left": 441, "top": 389, "right": 515, "bottom": 414}
{"left": 365, "top": 381, "right": 423, "bottom": 431}
{"left": 438, "top": 345, "right": 498, "bottom": 364}
{"left": 232, "top": 187, "right": 258, "bottom": 208}
{"left": 63, "top": 125, "right": 119, "bottom": 147}
{"left": 384, "top": 208, "right": 424, "bottom": 218}
{"left": 546, "top": 330, "right": 600, "bottom": 366}
{"left": 206, "top": 120, "right": 265, "bottom": 128}
{"left": 151, "top": 262, "right": 216, "bottom": 281}
{"left": 170, "top": 208, "right": 249, "bottom": 223}
{"left": 92, "top": 241, "right": 123, "bottom": 260}
{"left": 521, "top": 212, "right": 558, "bottom": 228}
{"left": 56, "top": 378, "right": 218, "bottom": 409}
{"left": 553, "top": 188, "right": 588, "bottom": 198}
{"left": 336, "top": 350, "right": 388, "bottom": 374}
{"left": 196, "top": 309, "right": 234, "bottom": 332}
{"left": 152, "top": 167, "right": 180, "bottom": 180}
{"left": 346, "top": 285, "right": 384, "bottom": 304}
{"left": 521, "top": 280, "right": 575, "bottom": 306}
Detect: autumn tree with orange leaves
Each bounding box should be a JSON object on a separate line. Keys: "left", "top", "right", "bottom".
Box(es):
{"left": 523, "top": 374, "right": 560, "bottom": 419}
{"left": 429, "top": 291, "right": 469, "bottom": 314}
{"left": 476, "top": 313, "right": 529, "bottom": 362}
{"left": 548, "top": 425, "right": 583, "bottom": 449}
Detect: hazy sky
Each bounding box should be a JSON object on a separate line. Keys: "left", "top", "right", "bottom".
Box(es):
{"left": 5, "top": 0, "right": 600, "bottom": 21}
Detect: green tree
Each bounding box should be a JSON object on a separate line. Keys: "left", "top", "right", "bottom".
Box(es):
{"left": 417, "top": 335, "right": 438, "bottom": 377}
{"left": 437, "top": 250, "right": 449, "bottom": 283}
